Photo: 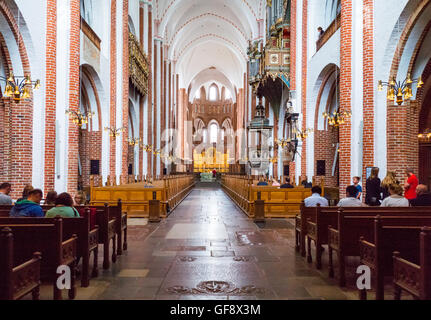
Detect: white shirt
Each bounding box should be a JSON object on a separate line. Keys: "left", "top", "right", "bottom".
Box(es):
{"left": 381, "top": 195, "right": 410, "bottom": 207}
{"left": 338, "top": 197, "right": 364, "bottom": 207}
{"left": 304, "top": 193, "right": 329, "bottom": 207}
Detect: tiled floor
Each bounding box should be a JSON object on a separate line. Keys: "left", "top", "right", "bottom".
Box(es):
{"left": 31, "top": 182, "right": 402, "bottom": 300}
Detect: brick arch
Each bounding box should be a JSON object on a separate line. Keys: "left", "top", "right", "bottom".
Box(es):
{"left": 0, "top": 1, "right": 34, "bottom": 199}
{"left": 386, "top": 0, "right": 431, "bottom": 182}
{"left": 0, "top": 1, "right": 31, "bottom": 75}
{"left": 313, "top": 64, "right": 340, "bottom": 187}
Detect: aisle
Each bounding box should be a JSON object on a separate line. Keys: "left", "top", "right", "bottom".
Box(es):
{"left": 34, "top": 184, "right": 358, "bottom": 300}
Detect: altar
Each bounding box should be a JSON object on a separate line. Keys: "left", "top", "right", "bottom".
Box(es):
{"left": 200, "top": 172, "right": 215, "bottom": 182}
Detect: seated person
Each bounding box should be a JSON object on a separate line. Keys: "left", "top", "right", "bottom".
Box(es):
{"left": 381, "top": 184, "right": 409, "bottom": 207}
{"left": 44, "top": 191, "right": 57, "bottom": 205}
{"left": 0, "top": 182, "right": 13, "bottom": 205}
{"left": 10, "top": 189, "right": 44, "bottom": 217}
{"left": 280, "top": 177, "right": 294, "bottom": 189}
{"left": 304, "top": 186, "right": 329, "bottom": 207}
{"left": 410, "top": 184, "right": 431, "bottom": 207}
{"left": 74, "top": 190, "right": 87, "bottom": 206}
{"left": 46, "top": 193, "right": 80, "bottom": 218}
{"left": 16, "top": 184, "right": 34, "bottom": 203}
{"left": 272, "top": 178, "right": 280, "bottom": 187}
{"left": 338, "top": 186, "right": 365, "bottom": 207}
{"left": 257, "top": 177, "right": 268, "bottom": 186}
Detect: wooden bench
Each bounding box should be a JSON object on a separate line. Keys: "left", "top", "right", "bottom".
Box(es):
{"left": 359, "top": 215, "right": 431, "bottom": 300}
{"left": 77, "top": 200, "right": 128, "bottom": 256}
{"left": 0, "top": 227, "right": 42, "bottom": 300}
{"left": 393, "top": 227, "right": 431, "bottom": 300}
{"left": 0, "top": 208, "right": 99, "bottom": 288}
{"left": 327, "top": 208, "right": 431, "bottom": 286}
{"left": 0, "top": 218, "right": 78, "bottom": 300}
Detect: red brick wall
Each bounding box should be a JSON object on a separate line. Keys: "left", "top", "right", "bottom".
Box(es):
{"left": 147, "top": 8, "right": 153, "bottom": 176}
{"left": 121, "top": 0, "right": 129, "bottom": 184}
{"left": 44, "top": 0, "right": 57, "bottom": 194}
{"left": 67, "top": 0, "right": 81, "bottom": 193}
{"left": 301, "top": 0, "right": 307, "bottom": 177}
{"left": 110, "top": 0, "right": 117, "bottom": 178}
{"left": 314, "top": 128, "right": 339, "bottom": 187}
{"left": 362, "top": 0, "right": 375, "bottom": 187}
{"left": 339, "top": 0, "right": 353, "bottom": 196}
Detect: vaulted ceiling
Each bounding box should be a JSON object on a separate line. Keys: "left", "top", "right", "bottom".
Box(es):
{"left": 154, "top": 0, "right": 265, "bottom": 92}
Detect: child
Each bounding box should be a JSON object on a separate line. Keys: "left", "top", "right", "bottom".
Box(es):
{"left": 353, "top": 176, "right": 362, "bottom": 200}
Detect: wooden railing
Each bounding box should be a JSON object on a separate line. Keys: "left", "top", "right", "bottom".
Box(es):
{"left": 316, "top": 14, "right": 341, "bottom": 52}
{"left": 90, "top": 175, "right": 196, "bottom": 218}
{"left": 221, "top": 175, "right": 312, "bottom": 218}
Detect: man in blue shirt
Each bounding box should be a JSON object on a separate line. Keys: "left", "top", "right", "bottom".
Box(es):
{"left": 353, "top": 176, "right": 363, "bottom": 200}
{"left": 304, "top": 186, "right": 329, "bottom": 207}
{"left": 10, "top": 189, "right": 44, "bottom": 217}
{"left": 257, "top": 176, "right": 268, "bottom": 186}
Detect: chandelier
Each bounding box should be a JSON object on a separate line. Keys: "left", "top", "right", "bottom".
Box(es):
{"left": 104, "top": 126, "right": 125, "bottom": 138}
{"left": 418, "top": 129, "right": 431, "bottom": 143}
{"left": 293, "top": 127, "right": 313, "bottom": 140}
{"left": 66, "top": 109, "right": 94, "bottom": 127}
{"left": 275, "top": 138, "right": 292, "bottom": 148}
{"left": 1, "top": 73, "right": 41, "bottom": 101}
{"left": 322, "top": 110, "right": 352, "bottom": 127}
{"left": 378, "top": 73, "right": 423, "bottom": 106}
{"left": 141, "top": 144, "right": 154, "bottom": 153}
{"left": 128, "top": 137, "right": 141, "bottom": 146}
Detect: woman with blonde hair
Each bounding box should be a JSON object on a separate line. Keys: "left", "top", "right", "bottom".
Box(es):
{"left": 381, "top": 171, "right": 399, "bottom": 199}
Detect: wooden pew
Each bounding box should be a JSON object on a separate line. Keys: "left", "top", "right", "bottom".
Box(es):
{"left": 77, "top": 200, "right": 128, "bottom": 256}
{"left": 0, "top": 208, "right": 99, "bottom": 288}
{"left": 393, "top": 227, "right": 431, "bottom": 300}
{"left": 328, "top": 207, "right": 431, "bottom": 287}
{"left": 0, "top": 218, "right": 78, "bottom": 300}
{"left": 0, "top": 227, "right": 42, "bottom": 300}
{"left": 305, "top": 206, "right": 338, "bottom": 269}
{"left": 0, "top": 205, "right": 55, "bottom": 217}
{"left": 359, "top": 215, "right": 431, "bottom": 300}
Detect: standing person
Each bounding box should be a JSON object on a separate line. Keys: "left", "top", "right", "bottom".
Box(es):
{"left": 410, "top": 185, "right": 431, "bottom": 207}
{"left": 16, "top": 184, "right": 34, "bottom": 203}
{"left": 304, "top": 186, "right": 329, "bottom": 207}
{"left": 365, "top": 167, "right": 382, "bottom": 206}
{"left": 381, "top": 184, "right": 409, "bottom": 207}
{"left": 10, "top": 189, "right": 44, "bottom": 217}
{"left": 46, "top": 193, "right": 80, "bottom": 218}
{"left": 0, "top": 183, "right": 13, "bottom": 205}
{"left": 381, "top": 171, "right": 399, "bottom": 200}
{"left": 317, "top": 26, "right": 325, "bottom": 38}
{"left": 44, "top": 191, "right": 58, "bottom": 205}
{"left": 338, "top": 186, "right": 365, "bottom": 207}
{"left": 404, "top": 168, "right": 419, "bottom": 201}
{"left": 352, "top": 176, "right": 362, "bottom": 200}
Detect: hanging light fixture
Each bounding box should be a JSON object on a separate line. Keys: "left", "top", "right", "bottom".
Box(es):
{"left": 322, "top": 64, "right": 352, "bottom": 126}
{"left": 378, "top": 74, "right": 423, "bottom": 106}
{"left": 1, "top": 11, "right": 41, "bottom": 101}
{"left": 418, "top": 128, "right": 431, "bottom": 143}
{"left": 322, "top": 110, "right": 352, "bottom": 127}
{"left": 66, "top": 109, "right": 95, "bottom": 127}
{"left": 128, "top": 137, "right": 141, "bottom": 146}
{"left": 378, "top": 18, "right": 424, "bottom": 106}
{"left": 104, "top": 126, "right": 126, "bottom": 138}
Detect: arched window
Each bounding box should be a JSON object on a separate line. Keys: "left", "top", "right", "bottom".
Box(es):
{"left": 195, "top": 89, "right": 200, "bottom": 99}
{"left": 225, "top": 89, "right": 231, "bottom": 100}
{"left": 209, "top": 86, "right": 218, "bottom": 101}
{"left": 210, "top": 123, "right": 218, "bottom": 143}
